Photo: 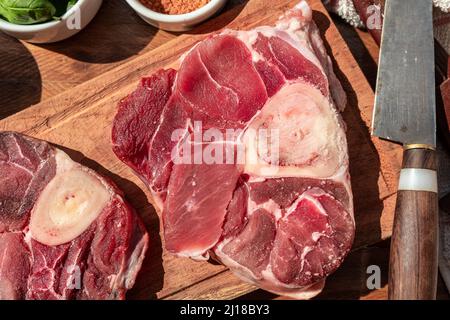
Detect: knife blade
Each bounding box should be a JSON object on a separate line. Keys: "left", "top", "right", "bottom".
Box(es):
{"left": 372, "top": 0, "right": 436, "bottom": 146}
{"left": 372, "top": 0, "right": 439, "bottom": 300}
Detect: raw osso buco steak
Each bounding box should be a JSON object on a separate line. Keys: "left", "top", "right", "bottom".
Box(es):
{"left": 113, "top": 1, "right": 354, "bottom": 298}
{"left": 0, "top": 132, "right": 149, "bottom": 300}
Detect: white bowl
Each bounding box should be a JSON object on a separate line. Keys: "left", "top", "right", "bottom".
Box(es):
{"left": 126, "top": 0, "right": 227, "bottom": 32}
{"left": 0, "top": 0, "right": 103, "bottom": 43}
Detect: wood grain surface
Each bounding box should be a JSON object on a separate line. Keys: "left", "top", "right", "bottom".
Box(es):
{"left": 0, "top": 0, "right": 246, "bottom": 119}
{"left": 0, "top": 0, "right": 403, "bottom": 300}
{"left": 0, "top": 0, "right": 446, "bottom": 299}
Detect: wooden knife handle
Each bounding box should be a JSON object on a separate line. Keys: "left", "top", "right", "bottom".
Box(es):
{"left": 388, "top": 147, "right": 439, "bottom": 300}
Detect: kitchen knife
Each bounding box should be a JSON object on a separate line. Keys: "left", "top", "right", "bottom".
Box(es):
{"left": 372, "top": 0, "right": 438, "bottom": 299}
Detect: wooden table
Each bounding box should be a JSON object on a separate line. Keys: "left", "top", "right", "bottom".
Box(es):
{"left": 0, "top": 0, "right": 448, "bottom": 300}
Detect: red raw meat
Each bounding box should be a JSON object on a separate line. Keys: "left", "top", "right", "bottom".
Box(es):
{"left": 164, "top": 158, "right": 242, "bottom": 258}
{"left": 253, "top": 33, "right": 329, "bottom": 96}
{"left": 0, "top": 132, "right": 148, "bottom": 300}
{"left": 112, "top": 1, "right": 353, "bottom": 299}
{"left": 112, "top": 69, "right": 177, "bottom": 196}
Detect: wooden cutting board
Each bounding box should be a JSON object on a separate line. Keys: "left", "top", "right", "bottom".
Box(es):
{"left": 0, "top": 0, "right": 402, "bottom": 299}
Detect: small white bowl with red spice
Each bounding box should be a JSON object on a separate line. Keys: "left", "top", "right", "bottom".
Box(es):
{"left": 126, "top": 0, "right": 228, "bottom": 32}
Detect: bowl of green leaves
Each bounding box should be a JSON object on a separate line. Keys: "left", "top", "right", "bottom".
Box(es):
{"left": 0, "top": 0, "right": 103, "bottom": 43}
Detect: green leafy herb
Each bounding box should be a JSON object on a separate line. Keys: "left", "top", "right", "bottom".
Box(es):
{"left": 66, "top": 0, "right": 77, "bottom": 11}
{"left": 0, "top": 0, "right": 56, "bottom": 24}
{"left": 0, "top": 0, "right": 78, "bottom": 25}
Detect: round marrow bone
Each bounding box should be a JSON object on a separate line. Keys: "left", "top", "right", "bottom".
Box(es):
{"left": 29, "top": 150, "right": 111, "bottom": 246}
{"left": 243, "top": 81, "right": 347, "bottom": 179}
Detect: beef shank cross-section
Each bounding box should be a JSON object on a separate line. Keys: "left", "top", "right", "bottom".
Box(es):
{"left": 112, "top": 1, "right": 354, "bottom": 299}
{"left": 0, "top": 132, "right": 149, "bottom": 300}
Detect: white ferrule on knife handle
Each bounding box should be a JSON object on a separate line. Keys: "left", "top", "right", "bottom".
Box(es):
{"left": 398, "top": 144, "right": 438, "bottom": 193}
{"left": 398, "top": 168, "right": 438, "bottom": 193}
{"left": 388, "top": 147, "right": 439, "bottom": 300}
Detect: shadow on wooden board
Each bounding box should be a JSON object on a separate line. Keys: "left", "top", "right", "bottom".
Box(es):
{"left": 36, "top": 0, "right": 249, "bottom": 65}
{"left": 182, "top": 0, "right": 249, "bottom": 35}
{"left": 238, "top": 238, "right": 450, "bottom": 300}
{"left": 331, "top": 16, "right": 379, "bottom": 90}
{"left": 237, "top": 240, "right": 391, "bottom": 300}
{"left": 54, "top": 143, "right": 164, "bottom": 300}
{"left": 38, "top": 1, "right": 158, "bottom": 64}
{"left": 313, "top": 11, "right": 384, "bottom": 248}
{"left": 0, "top": 35, "right": 42, "bottom": 119}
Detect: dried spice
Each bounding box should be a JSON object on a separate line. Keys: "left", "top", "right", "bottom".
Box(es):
{"left": 140, "top": 0, "right": 211, "bottom": 15}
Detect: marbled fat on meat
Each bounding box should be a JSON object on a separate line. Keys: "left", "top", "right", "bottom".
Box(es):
{"left": 112, "top": 1, "right": 354, "bottom": 299}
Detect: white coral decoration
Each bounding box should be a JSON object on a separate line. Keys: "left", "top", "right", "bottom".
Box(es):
{"left": 326, "top": 0, "right": 450, "bottom": 27}
{"left": 434, "top": 0, "right": 450, "bottom": 12}
{"left": 326, "top": 0, "right": 364, "bottom": 27}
